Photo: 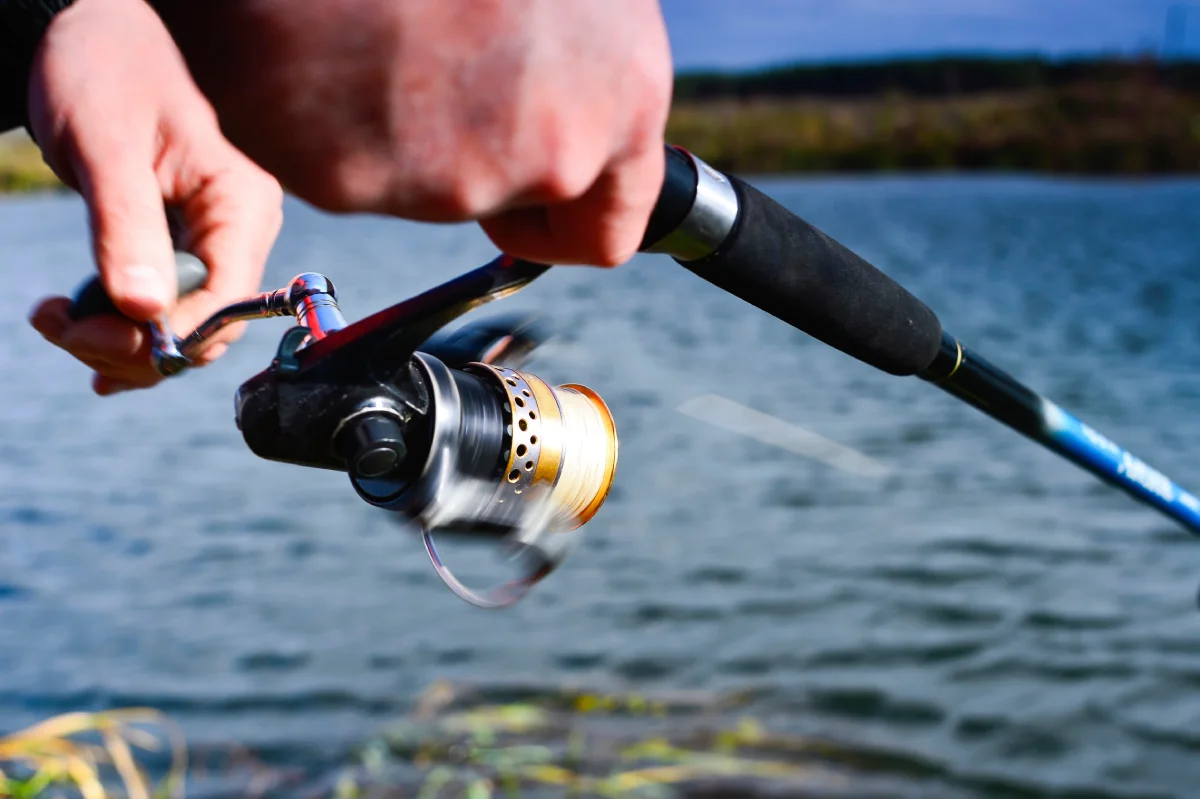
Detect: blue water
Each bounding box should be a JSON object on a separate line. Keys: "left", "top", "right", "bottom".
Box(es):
{"left": 2, "top": 175, "right": 1200, "bottom": 797}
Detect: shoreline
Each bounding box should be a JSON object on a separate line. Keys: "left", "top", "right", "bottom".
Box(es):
{"left": 666, "top": 86, "right": 1200, "bottom": 178}
{"left": 3, "top": 76, "right": 1198, "bottom": 198}
{"left": 0, "top": 131, "right": 62, "bottom": 194}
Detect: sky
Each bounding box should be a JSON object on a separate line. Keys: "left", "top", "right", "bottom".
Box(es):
{"left": 658, "top": 0, "right": 1198, "bottom": 71}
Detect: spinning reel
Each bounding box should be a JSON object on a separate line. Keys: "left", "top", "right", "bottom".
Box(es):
{"left": 68, "top": 253, "right": 618, "bottom": 609}
{"left": 64, "top": 145, "right": 1200, "bottom": 610}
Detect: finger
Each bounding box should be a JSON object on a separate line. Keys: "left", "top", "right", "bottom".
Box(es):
{"left": 59, "top": 310, "right": 228, "bottom": 380}
{"left": 52, "top": 334, "right": 157, "bottom": 384}
{"left": 31, "top": 292, "right": 229, "bottom": 386}
{"left": 187, "top": 341, "right": 229, "bottom": 367}
{"left": 161, "top": 139, "right": 283, "bottom": 355}
{"left": 58, "top": 314, "right": 147, "bottom": 364}
{"left": 29, "top": 296, "right": 72, "bottom": 345}
{"left": 93, "top": 372, "right": 162, "bottom": 397}
{"left": 34, "top": 138, "right": 281, "bottom": 379}
{"left": 61, "top": 321, "right": 165, "bottom": 384}
{"left": 31, "top": 295, "right": 146, "bottom": 366}
{"left": 66, "top": 129, "right": 178, "bottom": 322}
{"left": 30, "top": 294, "right": 163, "bottom": 382}
{"left": 81, "top": 354, "right": 158, "bottom": 383}
{"left": 480, "top": 143, "right": 664, "bottom": 267}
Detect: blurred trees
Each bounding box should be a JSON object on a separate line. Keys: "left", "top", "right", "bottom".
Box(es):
{"left": 667, "top": 56, "right": 1200, "bottom": 174}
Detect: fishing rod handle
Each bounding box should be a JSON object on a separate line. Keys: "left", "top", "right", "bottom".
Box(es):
{"left": 641, "top": 145, "right": 944, "bottom": 377}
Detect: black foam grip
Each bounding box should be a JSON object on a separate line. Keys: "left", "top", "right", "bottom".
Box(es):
{"left": 638, "top": 145, "right": 698, "bottom": 251}
{"left": 67, "top": 252, "right": 210, "bottom": 321}
{"left": 680, "top": 176, "right": 943, "bottom": 376}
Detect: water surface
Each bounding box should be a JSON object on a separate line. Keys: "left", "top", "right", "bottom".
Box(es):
{"left": 2, "top": 175, "right": 1200, "bottom": 797}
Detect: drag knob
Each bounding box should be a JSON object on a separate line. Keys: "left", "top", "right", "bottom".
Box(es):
{"left": 335, "top": 412, "right": 407, "bottom": 479}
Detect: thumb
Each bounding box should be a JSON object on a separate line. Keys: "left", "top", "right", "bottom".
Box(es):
{"left": 70, "top": 144, "right": 177, "bottom": 322}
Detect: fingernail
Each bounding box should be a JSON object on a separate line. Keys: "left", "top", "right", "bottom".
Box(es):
{"left": 117, "top": 263, "right": 169, "bottom": 311}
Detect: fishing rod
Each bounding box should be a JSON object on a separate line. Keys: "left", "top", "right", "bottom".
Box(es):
{"left": 64, "top": 144, "right": 1200, "bottom": 608}
{"left": 639, "top": 146, "right": 1200, "bottom": 536}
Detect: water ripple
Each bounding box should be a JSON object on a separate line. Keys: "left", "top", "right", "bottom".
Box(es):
{"left": 4, "top": 180, "right": 1200, "bottom": 797}
{"left": 803, "top": 687, "right": 946, "bottom": 727}
{"left": 235, "top": 651, "right": 311, "bottom": 673}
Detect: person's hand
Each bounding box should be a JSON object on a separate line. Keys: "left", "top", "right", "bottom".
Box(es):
{"left": 25, "top": 0, "right": 283, "bottom": 396}
{"left": 157, "top": 0, "right": 672, "bottom": 267}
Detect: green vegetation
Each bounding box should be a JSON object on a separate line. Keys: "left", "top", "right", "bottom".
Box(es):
{"left": 333, "top": 681, "right": 849, "bottom": 798}
{"left": 2, "top": 56, "right": 1200, "bottom": 191}
{"left": 0, "top": 683, "right": 932, "bottom": 798}
{"left": 0, "top": 132, "right": 63, "bottom": 194}
{"left": 667, "top": 55, "right": 1200, "bottom": 175}
{"left": 671, "top": 54, "right": 1200, "bottom": 101}
{"left": 0, "top": 709, "right": 185, "bottom": 799}
{"left": 667, "top": 81, "right": 1200, "bottom": 175}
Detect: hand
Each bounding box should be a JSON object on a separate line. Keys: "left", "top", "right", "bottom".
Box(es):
{"left": 157, "top": 0, "right": 672, "bottom": 267}
{"left": 25, "top": 0, "right": 283, "bottom": 395}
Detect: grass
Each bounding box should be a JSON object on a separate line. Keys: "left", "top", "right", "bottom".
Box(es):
{"left": 0, "top": 709, "right": 186, "bottom": 799}
{"left": 0, "top": 682, "right": 898, "bottom": 799}
{"left": 0, "top": 132, "right": 63, "bottom": 194}
{"left": 666, "top": 81, "right": 1200, "bottom": 175}
{"left": 325, "top": 681, "right": 931, "bottom": 798}
{"left": 2, "top": 72, "right": 1199, "bottom": 196}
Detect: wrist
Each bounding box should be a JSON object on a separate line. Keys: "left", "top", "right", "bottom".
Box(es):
{"left": 0, "top": 0, "right": 78, "bottom": 133}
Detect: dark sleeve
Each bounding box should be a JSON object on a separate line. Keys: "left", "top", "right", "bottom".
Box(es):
{"left": 0, "top": 0, "right": 78, "bottom": 134}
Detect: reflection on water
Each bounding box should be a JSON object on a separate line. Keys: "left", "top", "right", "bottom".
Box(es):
{"left": 2, "top": 175, "right": 1200, "bottom": 797}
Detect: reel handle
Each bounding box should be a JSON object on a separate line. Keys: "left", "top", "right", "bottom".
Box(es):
{"left": 68, "top": 203, "right": 210, "bottom": 322}
{"left": 66, "top": 251, "right": 215, "bottom": 376}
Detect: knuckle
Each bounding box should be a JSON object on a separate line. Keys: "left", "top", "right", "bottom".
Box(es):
{"left": 177, "top": 95, "right": 221, "bottom": 134}
{"left": 531, "top": 122, "right": 601, "bottom": 204}
{"left": 264, "top": 191, "right": 285, "bottom": 233}
{"left": 421, "top": 160, "right": 511, "bottom": 221}
{"left": 646, "top": 51, "right": 675, "bottom": 111}
{"left": 570, "top": 208, "right": 643, "bottom": 268}
{"left": 252, "top": 169, "right": 286, "bottom": 214}
{"left": 232, "top": 171, "right": 286, "bottom": 242}
{"left": 310, "top": 156, "right": 391, "bottom": 213}
{"left": 442, "top": 171, "right": 494, "bottom": 218}
{"left": 623, "top": 38, "right": 674, "bottom": 141}
{"left": 538, "top": 158, "right": 596, "bottom": 204}
{"left": 589, "top": 234, "right": 639, "bottom": 268}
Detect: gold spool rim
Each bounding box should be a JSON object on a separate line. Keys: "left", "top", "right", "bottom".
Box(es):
{"left": 558, "top": 383, "right": 619, "bottom": 528}
{"left": 473, "top": 364, "right": 565, "bottom": 494}
{"left": 522, "top": 373, "right": 565, "bottom": 488}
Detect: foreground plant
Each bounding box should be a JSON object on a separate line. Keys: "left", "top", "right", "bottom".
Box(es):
{"left": 0, "top": 709, "right": 186, "bottom": 799}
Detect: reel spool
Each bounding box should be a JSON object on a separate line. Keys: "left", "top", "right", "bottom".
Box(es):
{"left": 350, "top": 354, "right": 619, "bottom": 608}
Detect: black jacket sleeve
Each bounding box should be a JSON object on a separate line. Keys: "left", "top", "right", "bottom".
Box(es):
{"left": 0, "top": 0, "right": 77, "bottom": 133}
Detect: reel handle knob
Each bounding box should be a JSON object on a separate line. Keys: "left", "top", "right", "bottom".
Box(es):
{"left": 65, "top": 252, "right": 211, "bottom": 377}
{"left": 334, "top": 411, "right": 408, "bottom": 480}
{"left": 67, "top": 252, "right": 210, "bottom": 321}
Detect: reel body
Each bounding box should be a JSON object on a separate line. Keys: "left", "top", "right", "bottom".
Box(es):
{"left": 233, "top": 258, "right": 619, "bottom": 607}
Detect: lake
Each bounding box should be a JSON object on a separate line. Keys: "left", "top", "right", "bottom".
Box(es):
{"left": 2, "top": 175, "right": 1200, "bottom": 798}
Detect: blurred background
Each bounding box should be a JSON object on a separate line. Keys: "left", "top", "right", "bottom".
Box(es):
{"left": 3, "top": 2, "right": 1200, "bottom": 798}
